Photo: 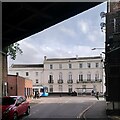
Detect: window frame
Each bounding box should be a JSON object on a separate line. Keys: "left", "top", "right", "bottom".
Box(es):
{"left": 26, "top": 72, "right": 29, "bottom": 76}
{"left": 87, "top": 63, "right": 91, "bottom": 68}
{"left": 36, "top": 79, "right": 39, "bottom": 83}
{"left": 50, "top": 64, "right": 53, "bottom": 69}
{"left": 79, "top": 63, "right": 82, "bottom": 68}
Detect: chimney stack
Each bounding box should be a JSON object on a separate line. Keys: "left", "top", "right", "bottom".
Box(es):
{"left": 44, "top": 56, "right": 47, "bottom": 60}
{"left": 76, "top": 55, "right": 78, "bottom": 59}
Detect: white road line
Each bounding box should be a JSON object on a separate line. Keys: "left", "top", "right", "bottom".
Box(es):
{"left": 77, "top": 101, "right": 97, "bottom": 119}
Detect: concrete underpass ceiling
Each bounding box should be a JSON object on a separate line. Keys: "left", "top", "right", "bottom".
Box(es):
{"left": 2, "top": 2, "right": 103, "bottom": 48}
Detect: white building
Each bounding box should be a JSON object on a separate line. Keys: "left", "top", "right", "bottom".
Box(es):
{"left": 43, "top": 56, "right": 104, "bottom": 95}
{"left": 9, "top": 56, "right": 104, "bottom": 95}
{"left": 9, "top": 64, "right": 44, "bottom": 86}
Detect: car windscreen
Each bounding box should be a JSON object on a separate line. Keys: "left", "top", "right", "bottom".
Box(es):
{"left": 2, "top": 97, "right": 17, "bottom": 105}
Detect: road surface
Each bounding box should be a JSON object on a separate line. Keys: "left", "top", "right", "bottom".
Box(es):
{"left": 20, "top": 96, "right": 100, "bottom": 119}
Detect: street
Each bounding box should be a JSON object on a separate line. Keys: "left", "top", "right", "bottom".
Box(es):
{"left": 19, "top": 96, "right": 103, "bottom": 119}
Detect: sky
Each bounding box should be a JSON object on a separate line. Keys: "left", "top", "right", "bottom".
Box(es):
{"left": 8, "top": 2, "right": 107, "bottom": 67}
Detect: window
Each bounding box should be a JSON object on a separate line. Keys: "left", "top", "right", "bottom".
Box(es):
{"left": 93, "top": 85, "right": 96, "bottom": 92}
{"left": 50, "top": 64, "right": 53, "bottom": 69}
{"left": 2, "top": 97, "right": 17, "bottom": 105}
{"left": 59, "top": 72, "right": 62, "bottom": 80}
{"left": 96, "top": 63, "right": 99, "bottom": 68}
{"left": 95, "top": 72, "right": 99, "bottom": 81}
{"left": 22, "top": 96, "right": 26, "bottom": 102}
{"left": 87, "top": 72, "right": 91, "bottom": 81}
{"left": 36, "top": 79, "right": 38, "bottom": 83}
{"left": 26, "top": 72, "right": 29, "bottom": 76}
{"left": 79, "top": 74, "right": 83, "bottom": 81}
{"left": 79, "top": 63, "right": 82, "bottom": 68}
{"left": 49, "top": 85, "right": 53, "bottom": 93}
{"left": 82, "top": 85, "right": 86, "bottom": 93}
{"left": 49, "top": 75, "right": 53, "bottom": 81}
{"left": 59, "top": 64, "right": 62, "bottom": 69}
{"left": 68, "top": 85, "right": 72, "bottom": 93}
{"left": 69, "top": 64, "right": 72, "bottom": 69}
{"left": 87, "top": 63, "right": 91, "bottom": 68}
{"left": 36, "top": 72, "right": 38, "bottom": 76}
{"left": 68, "top": 72, "right": 72, "bottom": 80}
{"left": 59, "top": 85, "right": 63, "bottom": 92}
{"left": 49, "top": 74, "right": 53, "bottom": 83}
{"left": 24, "top": 88, "right": 26, "bottom": 96}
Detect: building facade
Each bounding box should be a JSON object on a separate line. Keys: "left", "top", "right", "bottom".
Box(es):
{"left": 105, "top": 0, "right": 120, "bottom": 114}
{"left": 44, "top": 56, "right": 103, "bottom": 95}
{"left": 9, "top": 56, "right": 104, "bottom": 95}
{"left": 7, "top": 75, "right": 33, "bottom": 98}
{"left": 9, "top": 64, "right": 44, "bottom": 86}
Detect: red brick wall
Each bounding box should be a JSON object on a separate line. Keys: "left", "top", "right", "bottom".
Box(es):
{"left": 7, "top": 75, "right": 25, "bottom": 96}
{"left": 7, "top": 75, "right": 33, "bottom": 97}
{"left": 17, "top": 76, "right": 25, "bottom": 96}
{"left": 7, "top": 75, "right": 17, "bottom": 96}
{"left": 25, "top": 79, "right": 33, "bottom": 98}
{"left": 25, "top": 79, "right": 32, "bottom": 88}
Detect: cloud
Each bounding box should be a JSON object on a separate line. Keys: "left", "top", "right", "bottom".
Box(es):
{"left": 8, "top": 35, "right": 103, "bottom": 67}
{"left": 59, "top": 26, "right": 77, "bottom": 37}
{"left": 8, "top": 2, "right": 106, "bottom": 67}
{"left": 77, "top": 20, "right": 89, "bottom": 34}
{"left": 88, "top": 34, "right": 96, "bottom": 42}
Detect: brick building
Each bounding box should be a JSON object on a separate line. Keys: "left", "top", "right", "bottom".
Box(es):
{"left": 105, "top": 0, "right": 120, "bottom": 114}
{"left": 7, "top": 75, "right": 33, "bottom": 98}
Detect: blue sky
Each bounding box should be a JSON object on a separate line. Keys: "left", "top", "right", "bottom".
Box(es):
{"left": 8, "top": 2, "right": 107, "bottom": 66}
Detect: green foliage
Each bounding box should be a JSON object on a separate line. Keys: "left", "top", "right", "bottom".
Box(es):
{"left": 3, "top": 43, "right": 23, "bottom": 60}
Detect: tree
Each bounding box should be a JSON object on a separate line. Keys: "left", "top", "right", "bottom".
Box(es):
{"left": 3, "top": 42, "right": 23, "bottom": 60}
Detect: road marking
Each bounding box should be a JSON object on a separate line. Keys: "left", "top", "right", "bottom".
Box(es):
{"left": 77, "top": 101, "right": 97, "bottom": 119}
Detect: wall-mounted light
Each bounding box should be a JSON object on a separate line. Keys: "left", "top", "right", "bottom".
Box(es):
{"left": 100, "top": 12, "right": 106, "bottom": 19}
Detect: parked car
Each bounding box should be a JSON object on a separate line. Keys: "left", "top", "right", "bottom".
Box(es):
{"left": 2, "top": 96, "right": 30, "bottom": 120}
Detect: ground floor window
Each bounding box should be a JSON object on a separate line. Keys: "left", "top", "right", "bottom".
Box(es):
{"left": 93, "top": 85, "right": 96, "bottom": 92}
{"left": 59, "top": 85, "right": 63, "bottom": 92}
{"left": 49, "top": 85, "right": 53, "bottom": 93}
{"left": 24, "top": 88, "right": 26, "bottom": 97}
{"left": 82, "top": 85, "right": 86, "bottom": 93}
{"left": 68, "top": 85, "right": 72, "bottom": 93}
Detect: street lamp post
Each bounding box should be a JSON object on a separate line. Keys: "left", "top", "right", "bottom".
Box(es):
{"left": 91, "top": 48, "right": 105, "bottom": 50}
{"left": 92, "top": 48, "right": 105, "bottom": 94}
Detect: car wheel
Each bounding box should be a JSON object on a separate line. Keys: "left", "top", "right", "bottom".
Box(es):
{"left": 13, "top": 112, "right": 18, "bottom": 120}
{"left": 26, "top": 107, "right": 30, "bottom": 115}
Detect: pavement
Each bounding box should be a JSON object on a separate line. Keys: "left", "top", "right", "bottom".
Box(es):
{"left": 80, "top": 97, "right": 120, "bottom": 120}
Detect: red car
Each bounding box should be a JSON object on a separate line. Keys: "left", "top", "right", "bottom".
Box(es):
{"left": 2, "top": 96, "right": 30, "bottom": 120}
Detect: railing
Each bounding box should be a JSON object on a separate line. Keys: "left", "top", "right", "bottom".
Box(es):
{"left": 58, "top": 79, "right": 63, "bottom": 84}
{"left": 48, "top": 80, "right": 54, "bottom": 84}
{"left": 67, "top": 80, "right": 73, "bottom": 84}
{"left": 76, "top": 79, "right": 102, "bottom": 83}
